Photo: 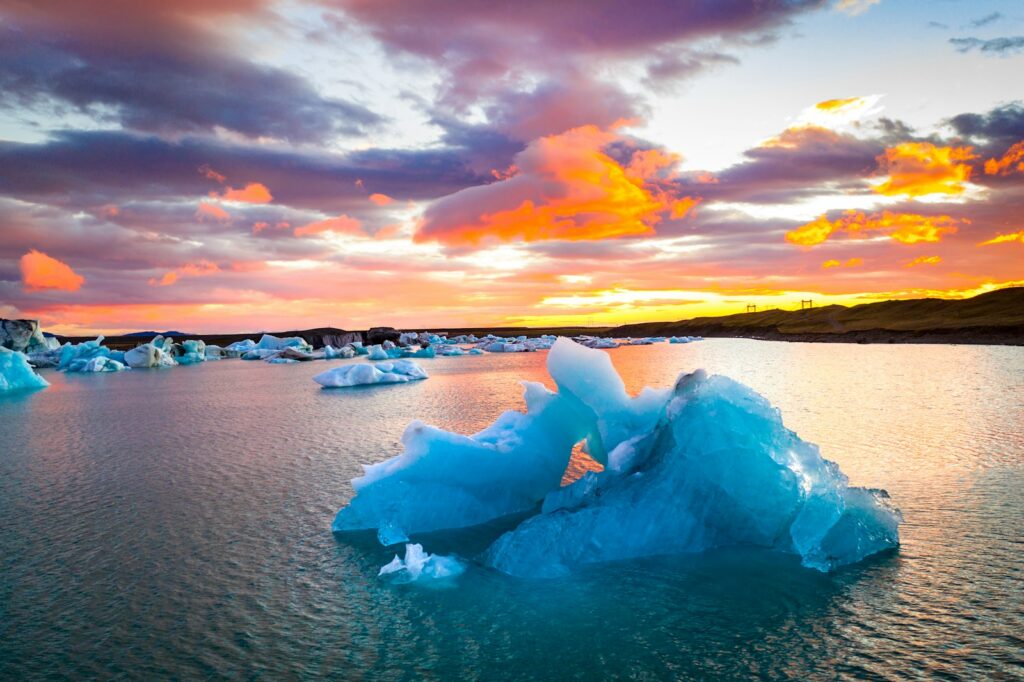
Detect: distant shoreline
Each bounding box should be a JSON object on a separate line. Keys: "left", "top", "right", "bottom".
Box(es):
{"left": 54, "top": 287, "right": 1024, "bottom": 349}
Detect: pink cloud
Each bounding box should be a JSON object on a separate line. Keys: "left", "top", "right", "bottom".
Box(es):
{"left": 195, "top": 202, "right": 231, "bottom": 222}
{"left": 20, "top": 249, "right": 86, "bottom": 292}
{"left": 294, "top": 214, "right": 363, "bottom": 237}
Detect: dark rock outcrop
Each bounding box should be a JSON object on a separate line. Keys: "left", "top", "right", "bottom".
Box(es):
{"left": 366, "top": 327, "right": 401, "bottom": 345}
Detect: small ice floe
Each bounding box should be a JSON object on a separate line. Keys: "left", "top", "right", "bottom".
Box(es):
{"left": 313, "top": 360, "right": 428, "bottom": 388}
{"left": 0, "top": 347, "right": 50, "bottom": 393}
{"left": 378, "top": 544, "right": 465, "bottom": 583}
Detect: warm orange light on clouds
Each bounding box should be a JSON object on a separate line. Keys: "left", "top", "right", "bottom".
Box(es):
{"left": 822, "top": 257, "right": 864, "bottom": 269}
{"left": 787, "top": 210, "right": 961, "bottom": 246}
{"left": 415, "top": 125, "right": 699, "bottom": 246}
{"left": 980, "top": 229, "right": 1024, "bottom": 246}
{"left": 20, "top": 250, "right": 85, "bottom": 292}
{"left": 873, "top": 142, "right": 976, "bottom": 197}
{"left": 148, "top": 261, "right": 220, "bottom": 286}
{"left": 984, "top": 141, "right": 1024, "bottom": 176}
{"left": 213, "top": 182, "right": 273, "bottom": 204}
{"left": 294, "top": 214, "right": 363, "bottom": 237}
{"left": 815, "top": 97, "right": 862, "bottom": 112}
{"left": 195, "top": 202, "right": 230, "bottom": 222}
{"left": 369, "top": 193, "right": 394, "bottom": 206}
{"left": 906, "top": 255, "right": 942, "bottom": 267}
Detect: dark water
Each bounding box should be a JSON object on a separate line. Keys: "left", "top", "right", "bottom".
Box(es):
{"left": 1, "top": 340, "right": 1021, "bottom": 680}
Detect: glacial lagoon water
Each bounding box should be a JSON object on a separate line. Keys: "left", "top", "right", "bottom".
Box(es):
{"left": 1, "top": 340, "right": 1021, "bottom": 680}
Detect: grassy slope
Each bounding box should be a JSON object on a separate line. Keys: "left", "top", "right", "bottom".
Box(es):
{"left": 611, "top": 287, "right": 1024, "bottom": 338}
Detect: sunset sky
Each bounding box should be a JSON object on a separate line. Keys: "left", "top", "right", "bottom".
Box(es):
{"left": 1, "top": 0, "right": 1022, "bottom": 335}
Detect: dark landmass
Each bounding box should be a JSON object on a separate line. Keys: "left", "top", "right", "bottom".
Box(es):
{"left": 613, "top": 286, "right": 1024, "bottom": 346}
{"left": 56, "top": 287, "right": 1024, "bottom": 349}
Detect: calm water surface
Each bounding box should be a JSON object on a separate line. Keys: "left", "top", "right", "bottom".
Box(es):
{"left": 1, "top": 340, "right": 1022, "bottom": 680}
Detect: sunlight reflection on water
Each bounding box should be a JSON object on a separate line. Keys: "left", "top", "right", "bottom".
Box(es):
{"left": 0, "top": 340, "right": 1021, "bottom": 679}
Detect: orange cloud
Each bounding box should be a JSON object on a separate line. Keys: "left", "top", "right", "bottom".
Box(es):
{"left": 294, "top": 215, "right": 363, "bottom": 237}
{"left": 148, "top": 261, "right": 220, "bottom": 286}
{"left": 874, "top": 142, "right": 975, "bottom": 197}
{"left": 979, "top": 229, "right": 1024, "bottom": 246}
{"left": 822, "top": 257, "right": 864, "bottom": 269}
{"left": 787, "top": 210, "right": 960, "bottom": 246}
{"left": 415, "top": 125, "right": 699, "bottom": 246}
{"left": 195, "top": 202, "right": 230, "bottom": 222}
{"left": 906, "top": 256, "right": 942, "bottom": 267}
{"left": 984, "top": 141, "right": 1024, "bottom": 176}
{"left": 212, "top": 182, "right": 272, "bottom": 204}
{"left": 815, "top": 97, "right": 861, "bottom": 112}
{"left": 369, "top": 193, "right": 394, "bottom": 206}
{"left": 20, "top": 250, "right": 86, "bottom": 292}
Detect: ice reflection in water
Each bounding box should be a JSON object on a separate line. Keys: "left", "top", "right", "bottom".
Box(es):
{"left": 0, "top": 340, "right": 1021, "bottom": 679}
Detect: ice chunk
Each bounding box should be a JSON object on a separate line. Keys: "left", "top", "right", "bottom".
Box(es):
{"left": 483, "top": 363, "right": 901, "bottom": 577}
{"left": 176, "top": 339, "right": 207, "bottom": 365}
{"left": 125, "top": 336, "right": 178, "bottom": 368}
{"left": 256, "top": 334, "right": 313, "bottom": 353}
{"left": 546, "top": 338, "right": 670, "bottom": 466}
{"left": 333, "top": 337, "right": 900, "bottom": 577}
{"left": 331, "top": 380, "right": 591, "bottom": 535}
{"left": 0, "top": 347, "right": 49, "bottom": 392}
{"left": 241, "top": 348, "right": 280, "bottom": 361}
{"left": 378, "top": 544, "right": 465, "bottom": 583}
{"left": 365, "top": 344, "right": 389, "bottom": 361}
{"left": 313, "top": 360, "right": 428, "bottom": 388}
{"left": 0, "top": 319, "right": 50, "bottom": 353}
{"left": 58, "top": 336, "right": 122, "bottom": 373}
{"left": 324, "top": 344, "right": 356, "bottom": 360}
{"left": 403, "top": 346, "right": 436, "bottom": 359}
{"left": 267, "top": 357, "right": 298, "bottom": 364}
{"left": 204, "top": 344, "right": 224, "bottom": 359}
{"left": 76, "top": 356, "right": 128, "bottom": 373}
{"left": 377, "top": 522, "right": 409, "bottom": 547}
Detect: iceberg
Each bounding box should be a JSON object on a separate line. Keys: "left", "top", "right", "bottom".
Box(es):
{"left": 0, "top": 319, "right": 50, "bottom": 354}
{"left": 124, "top": 335, "right": 178, "bottom": 368}
{"left": 324, "top": 344, "right": 356, "bottom": 360}
{"left": 224, "top": 339, "right": 256, "bottom": 358}
{"left": 484, "top": 363, "right": 901, "bottom": 577}
{"left": 256, "top": 334, "right": 313, "bottom": 353}
{"left": 58, "top": 336, "right": 125, "bottom": 373}
{"left": 402, "top": 346, "right": 436, "bottom": 359}
{"left": 176, "top": 339, "right": 207, "bottom": 365}
{"left": 378, "top": 544, "right": 465, "bottom": 583}
{"left": 331, "top": 379, "right": 590, "bottom": 535}
{"left": 76, "top": 356, "right": 128, "bottom": 373}
{"left": 332, "top": 338, "right": 901, "bottom": 577}
{"left": 241, "top": 348, "right": 280, "bottom": 361}
{"left": 266, "top": 357, "right": 299, "bottom": 364}
{"left": 313, "top": 360, "right": 428, "bottom": 388}
{"left": 0, "top": 347, "right": 49, "bottom": 392}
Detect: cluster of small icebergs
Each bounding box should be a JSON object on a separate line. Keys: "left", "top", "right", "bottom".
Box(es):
{"left": 333, "top": 337, "right": 901, "bottom": 583}
{"left": 1, "top": 316, "right": 703, "bottom": 395}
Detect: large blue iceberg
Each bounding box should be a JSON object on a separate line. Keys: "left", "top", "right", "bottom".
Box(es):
{"left": 0, "top": 347, "right": 50, "bottom": 393}
{"left": 333, "top": 338, "right": 901, "bottom": 576}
